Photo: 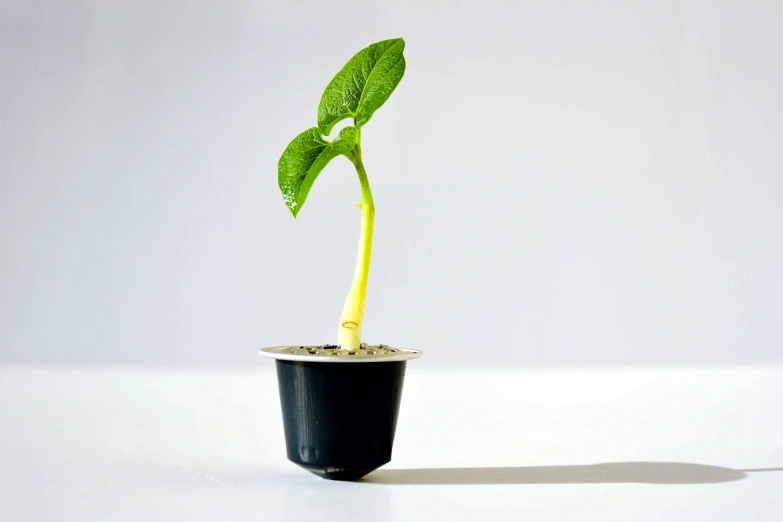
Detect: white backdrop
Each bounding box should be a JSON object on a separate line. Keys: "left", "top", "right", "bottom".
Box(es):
{"left": 1, "top": 0, "right": 781, "bottom": 367}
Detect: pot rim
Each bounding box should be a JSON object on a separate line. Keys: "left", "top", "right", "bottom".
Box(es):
{"left": 260, "top": 346, "right": 423, "bottom": 363}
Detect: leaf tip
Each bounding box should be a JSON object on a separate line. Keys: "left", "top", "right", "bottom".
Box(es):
{"left": 288, "top": 201, "right": 301, "bottom": 218}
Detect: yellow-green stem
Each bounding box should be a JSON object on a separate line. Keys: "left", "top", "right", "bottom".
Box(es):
{"left": 338, "top": 141, "right": 374, "bottom": 350}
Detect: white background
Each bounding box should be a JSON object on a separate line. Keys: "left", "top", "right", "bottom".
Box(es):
{"left": 2, "top": 0, "right": 782, "bottom": 367}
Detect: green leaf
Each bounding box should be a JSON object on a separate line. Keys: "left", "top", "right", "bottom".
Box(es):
{"left": 278, "top": 126, "right": 358, "bottom": 217}
{"left": 317, "top": 38, "right": 406, "bottom": 135}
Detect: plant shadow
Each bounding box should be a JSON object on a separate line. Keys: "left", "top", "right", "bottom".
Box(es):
{"left": 363, "top": 462, "right": 783, "bottom": 485}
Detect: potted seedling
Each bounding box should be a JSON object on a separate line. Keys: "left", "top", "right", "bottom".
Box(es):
{"left": 261, "top": 38, "right": 422, "bottom": 481}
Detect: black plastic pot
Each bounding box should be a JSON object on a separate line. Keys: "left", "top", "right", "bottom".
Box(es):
{"left": 261, "top": 347, "right": 422, "bottom": 481}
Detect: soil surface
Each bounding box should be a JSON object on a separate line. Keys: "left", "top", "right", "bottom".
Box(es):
{"left": 282, "top": 343, "right": 400, "bottom": 357}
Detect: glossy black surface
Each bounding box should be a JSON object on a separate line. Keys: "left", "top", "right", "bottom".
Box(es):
{"left": 275, "top": 360, "right": 407, "bottom": 481}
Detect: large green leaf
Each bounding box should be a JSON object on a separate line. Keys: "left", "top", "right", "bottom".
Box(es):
{"left": 317, "top": 38, "right": 406, "bottom": 135}
{"left": 278, "top": 126, "right": 358, "bottom": 217}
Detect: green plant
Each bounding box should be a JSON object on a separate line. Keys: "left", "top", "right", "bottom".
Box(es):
{"left": 277, "top": 38, "right": 406, "bottom": 351}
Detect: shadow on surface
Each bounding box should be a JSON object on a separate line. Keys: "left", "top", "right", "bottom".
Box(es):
{"left": 364, "top": 462, "right": 782, "bottom": 485}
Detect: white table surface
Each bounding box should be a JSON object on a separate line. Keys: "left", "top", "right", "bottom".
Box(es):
{"left": 1, "top": 365, "right": 781, "bottom": 521}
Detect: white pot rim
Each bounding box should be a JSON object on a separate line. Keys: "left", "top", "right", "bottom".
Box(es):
{"left": 260, "top": 346, "right": 423, "bottom": 363}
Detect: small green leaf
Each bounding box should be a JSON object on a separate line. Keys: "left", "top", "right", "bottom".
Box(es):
{"left": 278, "top": 126, "right": 358, "bottom": 217}
{"left": 317, "top": 38, "right": 406, "bottom": 135}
